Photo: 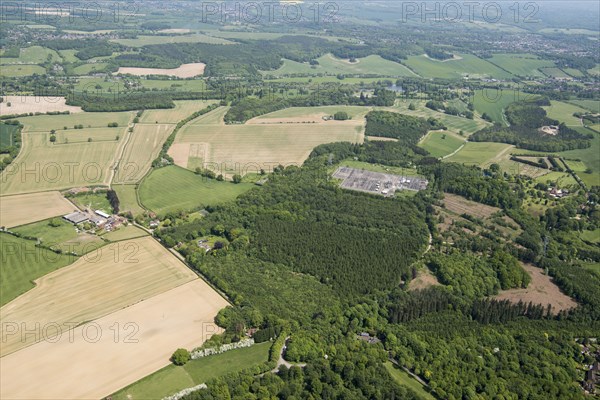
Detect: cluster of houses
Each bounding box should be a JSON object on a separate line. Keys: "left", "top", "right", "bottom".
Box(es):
{"left": 356, "top": 332, "right": 381, "bottom": 345}
{"left": 548, "top": 187, "right": 569, "bottom": 199}
{"left": 63, "top": 209, "right": 124, "bottom": 232}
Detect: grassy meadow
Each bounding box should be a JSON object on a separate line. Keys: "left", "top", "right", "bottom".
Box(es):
{"left": 0, "top": 233, "right": 75, "bottom": 306}
{"left": 138, "top": 166, "right": 254, "bottom": 215}
{"left": 419, "top": 131, "right": 466, "bottom": 158}
{"left": 112, "top": 342, "right": 270, "bottom": 400}
{"left": 403, "top": 54, "right": 513, "bottom": 80}
{"left": 487, "top": 53, "right": 554, "bottom": 77}
{"left": 264, "top": 54, "right": 417, "bottom": 77}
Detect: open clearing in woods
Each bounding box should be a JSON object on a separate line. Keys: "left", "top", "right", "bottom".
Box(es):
{"left": 0, "top": 96, "right": 82, "bottom": 116}
{"left": 493, "top": 263, "right": 578, "bottom": 313}
{"left": 171, "top": 107, "right": 364, "bottom": 175}
{"left": 116, "top": 63, "right": 206, "bottom": 78}
{"left": 0, "top": 236, "right": 197, "bottom": 356}
{"left": 443, "top": 193, "right": 501, "bottom": 219}
{"left": 0, "top": 191, "right": 75, "bottom": 228}
{"left": 0, "top": 279, "right": 228, "bottom": 400}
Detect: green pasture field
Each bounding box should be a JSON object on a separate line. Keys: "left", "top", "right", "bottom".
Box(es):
{"left": 336, "top": 159, "right": 421, "bottom": 178}
{"left": 540, "top": 67, "right": 570, "bottom": 78}
{"left": 580, "top": 229, "right": 600, "bottom": 244}
{"left": 419, "top": 131, "right": 466, "bottom": 158}
{"left": 487, "top": 53, "right": 554, "bottom": 77}
{"left": 59, "top": 49, "right": 79, "bottom": 63}
{"left": 208, "top": 31, "right": 346, "bottom": 42}
{"left": 0, "top": 46, "right": 61, "bottom": 64}
{"left": 402, "top": 54, "right": 513, "bottom": 80}
{"left": 384, "top": 362, "right": 436, "bottom": 400}
{"left": 112, "top": 342, "right": 270, "bottom": 400}
{"left": 111, "top": 34, "right": 233, "bottom": 47}
{"left": 0, "top": 123, "right": 17, "bottom": 148}
{"left": 588, "top": 65, "right": 600, "bottom": 76}
{"left": 264, "top": 54, "right": 418, "bottom": 77}
{"left": 138, "top": 166, "right": 254, "bottom": 215}
{"left": 139, "top": 79, "right": 208, "bottom": 91}
{"left": 444, "top": 142, "right": 513, "bottom": 166}
{"left": 70, "top": 192, "right": 113, "bottom": 213}
{"left": 534, "top": 171, "right": 578, "bottom": 186}
{"left": 473, "top": 89, "right": 538, "bottom": 126}
{"left": 73, "top": 63, "right": 110, "bottom": 75}
{"left": 263, "top": 76, "right": 388, "bottom": 84}
{"left": 0, "top": 64, "right": 45, "bottom": 77}
{"left": 562, "top": 68, "right": 585, "bottom": 77}
{"left": 568, "top": 99, "right": 600, "bottom": 113}
{"left": 18, "top": 111, "right": 133, "bottom": 131}
{"left": 382, "top": 100, "right": 488, "bottom": 135}
{"left": 538, "top": 28, "right": 599, "bottom": 35}
{"left": 543, "top": 101, "right": 586, "bottom": 126}
{"left": 0, "top": 233, "right": 75, "bottom": 306}
{"left": 111, "top": 184, "right": 145, "bottom": 216}
{"left": 10, "top": 217, "right": 106, "bottom": 256}
{"left": 581, "top": 262, "right": 600, "bottom": 274}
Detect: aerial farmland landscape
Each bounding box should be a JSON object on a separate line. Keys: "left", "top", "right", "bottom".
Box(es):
{"left": 0, "top": 1, "right": 599, "bottom": 399}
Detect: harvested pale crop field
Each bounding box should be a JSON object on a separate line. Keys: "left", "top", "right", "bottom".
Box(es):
{"left": 117, "top": 63, "right": 206, "bottom": 78}
{"left": 443, "top": 193, "right": 501, "bottom": 219}
{"left": 15, "top": 111, "right": 133, "bottom": 132}
{"left": 139, "top": 100, "right": 217, "bottom": 124}
{"left": 0, "top": 236, "right": 197, "bottom": 356}
{"left": 0, "top": 279, "right": 228, "bottom": 400}
{"left": 113, "top": 124, "right": 174, "bottom": 184}
{"left": 493, "top": 264, "right": 577, "bottom": 313}
{"left": 0, "top": 95, "right": 82, "bottom": 116}
{"left": 0, "top": 131, "right": 124, "bottom": 195}
{"left": 172, "top": 108, "right": 364, "bottom": 175}
{"left": 0, "top": 191, "right": 75, "bottom": 228}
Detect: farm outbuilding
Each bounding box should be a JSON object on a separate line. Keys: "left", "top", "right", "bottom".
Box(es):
{"left": 63, "top": 211, "right": 89, "bottom": 224}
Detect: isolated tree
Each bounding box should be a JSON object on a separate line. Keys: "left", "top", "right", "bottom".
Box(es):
{"left": 408, "top": 103, "right": 416, "bottom": 110}
{"left": 232, "top": 174, "right": 242, "bottom": 184}
{"left": 49, "top": 135, "right": 56, "bottom": 142}
{"left": 334, "top": 111, "right": 349, "bottom": 121}
{"left": 171, "top": 348, "right": 190, "bottom": 366}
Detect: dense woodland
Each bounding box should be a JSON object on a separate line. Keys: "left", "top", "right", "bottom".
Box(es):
{"left": 150, "top": 132, "right": 600, "bottom": 399}
{"left": 364, "top": 111, "right": 445, "bottom": 144}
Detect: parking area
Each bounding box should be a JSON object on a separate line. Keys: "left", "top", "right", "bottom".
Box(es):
{"left": 332, "top": 167, "right": 428, "bottom": 196}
